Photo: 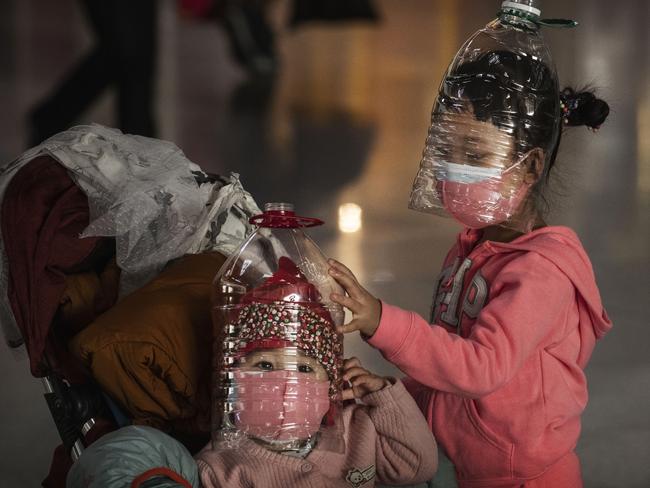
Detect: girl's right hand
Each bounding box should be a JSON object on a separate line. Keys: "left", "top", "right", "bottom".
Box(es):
{"left": 328, "top": 259, "right": 381, "bottom": 337}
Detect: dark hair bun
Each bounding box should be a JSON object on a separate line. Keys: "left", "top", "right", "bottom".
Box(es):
{"left": 560, "top": 87, "right": 610, "bottom": 130}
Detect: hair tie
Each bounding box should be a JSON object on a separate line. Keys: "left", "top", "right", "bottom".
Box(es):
{"left": 559, "top": 93, "right": 579, "bottom": 126}
{"left": 559, "top": 90, "right": 600, "bottom": 132}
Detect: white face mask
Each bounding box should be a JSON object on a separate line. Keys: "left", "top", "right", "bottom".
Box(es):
{"left": 434, "top": 161, "right": 502, "bottom": 184}
{"left": 434, "top": 156, "right": 527, "bottom": 184}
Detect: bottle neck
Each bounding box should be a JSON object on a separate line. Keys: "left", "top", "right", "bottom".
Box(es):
{"left": 497, "top": 1, "right": 542, "bottom": 30}
{"left": 264, "top": 202, "right": 295, "bottom": 213}
{"left": 501, "top": 0, "right": 541, "bottom": 17}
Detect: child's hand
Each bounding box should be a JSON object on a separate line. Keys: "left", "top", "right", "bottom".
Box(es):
{"left": 338, "top": 357, "right": 390, "bottom": 400}
{"left": 328, "top": 259, "right": 381, "bottom": 337}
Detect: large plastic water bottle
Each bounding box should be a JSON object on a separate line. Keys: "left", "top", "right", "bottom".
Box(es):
{"left": 210, "top": 203, "right": 345, "bottom": 451}
{"left": 409, "top": 0, "right": 574, "bottom": 231}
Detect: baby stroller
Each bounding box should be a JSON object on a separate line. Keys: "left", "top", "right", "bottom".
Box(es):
{"left": 0, "top": 125, "right": 260, "bottom": 487}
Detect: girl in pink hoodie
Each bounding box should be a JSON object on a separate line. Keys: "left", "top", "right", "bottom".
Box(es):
{"left": 328, "top": 46, "right": 613, "bottom": 488}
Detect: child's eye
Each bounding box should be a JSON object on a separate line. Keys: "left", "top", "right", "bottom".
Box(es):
{"left": 467, "top": 152, "right": 486, "bottom": 162}
{"left": 254, "top": 361, "right": 274, "bottom": 371}
{"left": 436, "top": 146, "right": 450, "bottom": 157}
{"left": 298, "top": 364, "right": 314, "bottom": 374}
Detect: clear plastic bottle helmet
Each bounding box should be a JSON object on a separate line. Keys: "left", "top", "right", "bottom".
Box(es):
{"left": 211, "top": 203, "right": 345, "bottom": 453}
{"left": 410, "top": 0, "right": 570, "bottom": 232}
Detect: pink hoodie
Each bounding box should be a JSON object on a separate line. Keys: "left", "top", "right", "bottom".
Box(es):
{"left": 368, "top": 226, "right": 612, "bottom": 486}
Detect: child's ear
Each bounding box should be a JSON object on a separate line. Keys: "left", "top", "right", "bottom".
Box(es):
{"left": 523, "top": 148, "right": 545, "bottom": 185}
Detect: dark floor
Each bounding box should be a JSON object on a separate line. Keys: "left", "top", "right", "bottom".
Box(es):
{"left": 0, "top": 0, "right": 649, "bottom": 486}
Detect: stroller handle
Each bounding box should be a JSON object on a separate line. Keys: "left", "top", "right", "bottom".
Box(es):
{"left": 42, "top": 375, "right": 111, "bottom": 462}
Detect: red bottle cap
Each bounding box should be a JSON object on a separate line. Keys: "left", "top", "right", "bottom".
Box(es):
{"left": 249, "top": 203, "right": 323, "bottom": 229}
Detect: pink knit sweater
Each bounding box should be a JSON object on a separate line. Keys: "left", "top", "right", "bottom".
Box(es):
{"left": 196, "top": 380, "right": 438, "bottom": 487}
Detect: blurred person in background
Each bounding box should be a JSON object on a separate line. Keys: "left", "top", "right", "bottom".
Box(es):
{"left": 27, "top": 0, "right": 378, "bottom": 148}
{"left": 185, "top": 0, "right": 378, "bottom": 78}
{"left": 28, "top": 0, "right": 158, "bottom": 146}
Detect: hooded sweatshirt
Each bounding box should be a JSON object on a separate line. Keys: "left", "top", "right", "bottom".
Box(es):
{"left": 368, "top": 226, "right": 612, "bottom": 486}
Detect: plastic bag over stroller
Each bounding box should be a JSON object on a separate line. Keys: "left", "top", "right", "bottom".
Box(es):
{"left": 0, "top": 125, "right": 260, "bottom": 486}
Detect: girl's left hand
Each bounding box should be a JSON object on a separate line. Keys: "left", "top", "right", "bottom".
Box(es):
{"left": 338, "top": 357, "right": 390, "bottom": 400}
{"left": 328, "top": 259, "right": 381, "bottom": 337}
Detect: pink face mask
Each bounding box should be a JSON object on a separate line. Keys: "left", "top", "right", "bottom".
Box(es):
{"left": 437, "top": 160, "right": 531, "bottom": 229}
{"left": 233, "top": 370, "right": 331, "bottom": 442}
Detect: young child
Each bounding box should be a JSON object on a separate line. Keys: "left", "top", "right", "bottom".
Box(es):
{"left": 196, "top": 258, "right": 438, "bottom": 487}
{"left": 327, "top": 40, "right": 613, "bottom": 488}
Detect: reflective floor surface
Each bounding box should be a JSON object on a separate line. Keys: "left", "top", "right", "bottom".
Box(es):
{"left": 0, "top": 0, "right": 648, "bottom": 486}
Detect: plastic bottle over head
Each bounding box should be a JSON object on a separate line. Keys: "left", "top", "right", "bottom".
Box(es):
{"left": 210, "top": 203, "right": 345, "bottom": 452}
{"left": 409, "top": 0, "right": 562, "bottom": 232}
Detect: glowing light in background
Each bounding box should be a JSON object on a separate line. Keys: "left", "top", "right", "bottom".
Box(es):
{"left": 338, "top": 203, "right": 363, "bottom": 233}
